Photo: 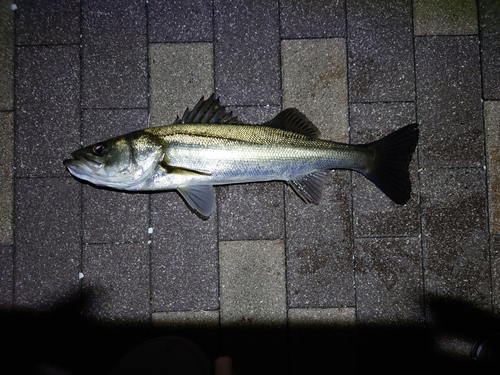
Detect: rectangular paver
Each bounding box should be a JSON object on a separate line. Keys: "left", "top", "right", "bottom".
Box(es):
{"left": 479, "top": 0, "right": 500, "bottom": 99}
{"left": 420, "top": 168, "right": 490, "bottom": 305}
{"left": 0, "top": 112, "right": 14, "bottom": 245}
{"left": 347, "top": 0, "right": 415, "bottom": 102}
{"left": 485, "top": 101, "right": 500, "bottom": 234}
{"left": 214, "top": 0, "right": 280, "bottom": 105}
{"left": 281, "top": 38, "right": 348, "bottom": 142}
{"left": 219, "top": 240, "right": 286, "bottom": 326}
{"left": 16, "top": 45, "right": 80, "bottom": 177}
{"left": 0, "top": 0, "right": 14, "bottom": 110}
{"left": 82, "top": 0, "right": 147, "bottom": 109}
{"left": 415, "top": 36, "right": 483, "bottom": 168}
{"left": 413, "top": 0, "right": 478, "bottom": 36}
{"left": 149, "top": 43, "right": 214, "bottom": 127}
{"left": 14, "top": 178, "right": 81, "bottom": 310}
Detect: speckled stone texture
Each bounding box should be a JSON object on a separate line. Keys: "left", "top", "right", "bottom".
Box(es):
{"left": 485, "top": 101, "right": 500, "bottom": 234}
{"left": 413, "top": 0, "right": 478, "bottom": 35}
{"left": 480, "top": 0, "right": 500, "bottom": 99}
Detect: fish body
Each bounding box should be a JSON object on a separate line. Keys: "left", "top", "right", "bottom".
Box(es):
{"left": 64, "top": 95, "right": 419, "bottom": 216}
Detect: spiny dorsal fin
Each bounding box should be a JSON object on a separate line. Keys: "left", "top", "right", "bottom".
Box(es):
{"left": 288, "top": 170, "right": 330, "bottom": 204}
{"left": 173, "top": 94, "right": 242, "bottom": 125}
{"left": 262, "top": 108, "right": 321, "bottom": 138}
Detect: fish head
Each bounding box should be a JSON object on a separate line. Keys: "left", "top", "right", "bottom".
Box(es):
{"left": 63, "top": 132, "right": 164, "bottom": 189}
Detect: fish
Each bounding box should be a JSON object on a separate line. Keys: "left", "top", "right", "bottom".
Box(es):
{"left": 64, "top": 94, "right": 419, "bottom": 217}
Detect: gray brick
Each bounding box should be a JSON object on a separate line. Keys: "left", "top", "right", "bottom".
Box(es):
{"left": 82, "top": 243, "right": 150, "bottom": 322}
{"left": 0, "top": 0, "right": 14, "bottom": 110}
{"left": 420, "top": 168, "right": 490, "bottom": 305}
{"left": 350, "top": 103, "right": 419, "bottom": 237}
{"left": 151, "top": 192, "right": 219, "bottom": 311}
{"left": 214, "top": 0, "right": 280, "bottom": 105}
{"left": 282, "top": 38, "right": 348, "bottom": 142}
{"left": 148, "top": 0, "right": 213, "bottom": 42}
{"left": 286, "top": 171, "right": 354, "bottom": 307}
{"left": 15, "top": 177, "right": 81, "bottom": 309}
{"left": 16, "top": 45, "right": 80, "bottom": 177}
{"left": 415, "top": 36, "right": 483, "bottom": 168}
{"left": 492, "top": 235, "right": 500, "bottom": 314}
{"left": 480, "top": 0, "right": 500, "bottom": 99}
{"left": 355, "top": 237, "right": 424, "bottom": 325}
{"left": 0, "top": 112, "right": 14, "bottom": 245}
{"left": 82, "top": 0, "right": 147, "bottom": 108}
{"left": 347, "top": 0, "right": 415, "bottom": 102}
{"left": 280, "top": 0, "right": 345, "bottom": 38}
{"left": 485, "top": 101, "right": 500, "bottom": 234}
{"left": 413, "top": 0, "right": 478, "bottom": 36}
{"left": 82, "top": 186, "right": 150, "bottom": 244}
{"left": 0, "top": 246, "right": 13, "bottom": 308}
{"left": 219, "top": 240, "right": 286, "bottom": 326}
{"left": 15, "top": 0, "right": 80, "bottom": 45}
{"left": 149, "top": 43, "right": 214, "bottom": 127}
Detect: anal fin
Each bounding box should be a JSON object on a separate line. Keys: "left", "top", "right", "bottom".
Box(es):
{"left": 288, "top": 170, "right": 330, "bottom": 204}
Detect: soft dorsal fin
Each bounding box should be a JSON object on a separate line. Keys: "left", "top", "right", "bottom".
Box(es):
{"left": 288, "top": 170, "right": 330, "bottom": 204}
{"left": 173, "top": 94, "right": 242, "bottom": 125}
{"left": 262, "top": 108, "right": 321, "bottom": 138}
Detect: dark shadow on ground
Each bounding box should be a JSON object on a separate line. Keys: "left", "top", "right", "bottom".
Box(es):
{"left": 2, "top": 291, "right": 499, "bottom": 375}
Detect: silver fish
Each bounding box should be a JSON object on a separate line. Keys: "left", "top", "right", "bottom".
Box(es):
{"left": 64, "top": 95, "right": 419, "bottom": 217}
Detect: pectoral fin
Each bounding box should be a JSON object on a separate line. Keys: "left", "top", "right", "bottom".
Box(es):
{"left": 177, "top": 185, "right": 215, "bottom": 217}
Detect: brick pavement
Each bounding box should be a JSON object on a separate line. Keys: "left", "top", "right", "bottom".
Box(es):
{"left": 1, "top": 1, "right": 499, "bottom": 374}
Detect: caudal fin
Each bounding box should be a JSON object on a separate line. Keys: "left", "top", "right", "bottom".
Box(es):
{"left": 361, "top": 123, "right": 419, "bottom": 205}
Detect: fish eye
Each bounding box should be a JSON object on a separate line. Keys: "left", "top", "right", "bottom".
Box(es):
{"left": 92, "top": 143, "right": 107, "bottom": 156}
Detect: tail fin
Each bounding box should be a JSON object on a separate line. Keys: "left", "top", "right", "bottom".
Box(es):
{"left": 360, "top": 123, "right": 419, "bottom": 205}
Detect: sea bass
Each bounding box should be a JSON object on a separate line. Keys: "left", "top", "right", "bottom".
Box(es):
{"left": 64, "top": 95, "right": 419, "bottom": 217}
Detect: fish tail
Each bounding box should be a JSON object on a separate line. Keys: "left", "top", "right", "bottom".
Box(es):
{"left": 360, "top": 123, "right": 419, "bottom": 205}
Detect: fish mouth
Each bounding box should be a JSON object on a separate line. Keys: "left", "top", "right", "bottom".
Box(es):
{"left": 63, "top": 154, "right": 103, "bottom": 179}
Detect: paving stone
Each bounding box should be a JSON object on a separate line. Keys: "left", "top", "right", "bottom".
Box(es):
{"left": 349, "top": 102, "right": 419, "bottom": 237}
{"left": 413, "top": 0, "right": 478, "bottom": 36}
{"left": 82, "top": 0, "right": 147, "bottom": 108}
{"left": 15, "top": 45, "right": 80, "bottom": 177}
{"left": 82, "top": 243, "right": 150, "bottom": 322}
{"left": 0, "top": 245, "right": 13, "bottom": 308}
{"left": 288, "top": 308, "right": 356, "bottom": 375}
{"left": 151, "top": 193, "right": 219, "bottom": 311}
{"left": 82, "top": 186, "right": 150, "bottom": 244}
{"left": 485, "top": 101, "right": 500, "bottom": 234}
{"left": 347, "top": 0, "right": 414, "bottom": 102}
{"left": 282, "top": 38, "right": 348, "bottom": 142}
{"left": 15, "top": 0, "right": 80, "bottom": 45}
{"left": 0, "top": 0, "right": 14, "bottom": 110}
{"left": 217, "top": 105, "right": 284, "bottom": 241}
{"left": 219, "top": 240, "right": 286, "bottom": 326}
{"left": 214, "top": 0, "right": 280, "bottom": 106}
{"left": 15, "top": 177, "right": 81, "bottom": 310}
{"left": 355, "top": 237, "right": 424, "bottom": 325}
{"left": 415, "top": 36, "right": 483, "bottom": 168}
{"left": 480, "top": 0, "right": 500, "bottom": 99}
{"left": 286, "top": 171, "right": 354, "bottom": 308}
{"left": 491, "top": 235, "right": 500, "bottom": 314}
{"left": 148, "top": 0, "right": 213, "bottom": 42}
{"left": 280, "top": 0, "right": 345, "bottom": 38}
{"left": 0, "top": 112, "right": 14, "bottom": 245}
{"left": 420, "top": 168, "right": 490, "bottom": 305}
{"left": 149, "top": 43, "right": 214, "bottom": 127}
